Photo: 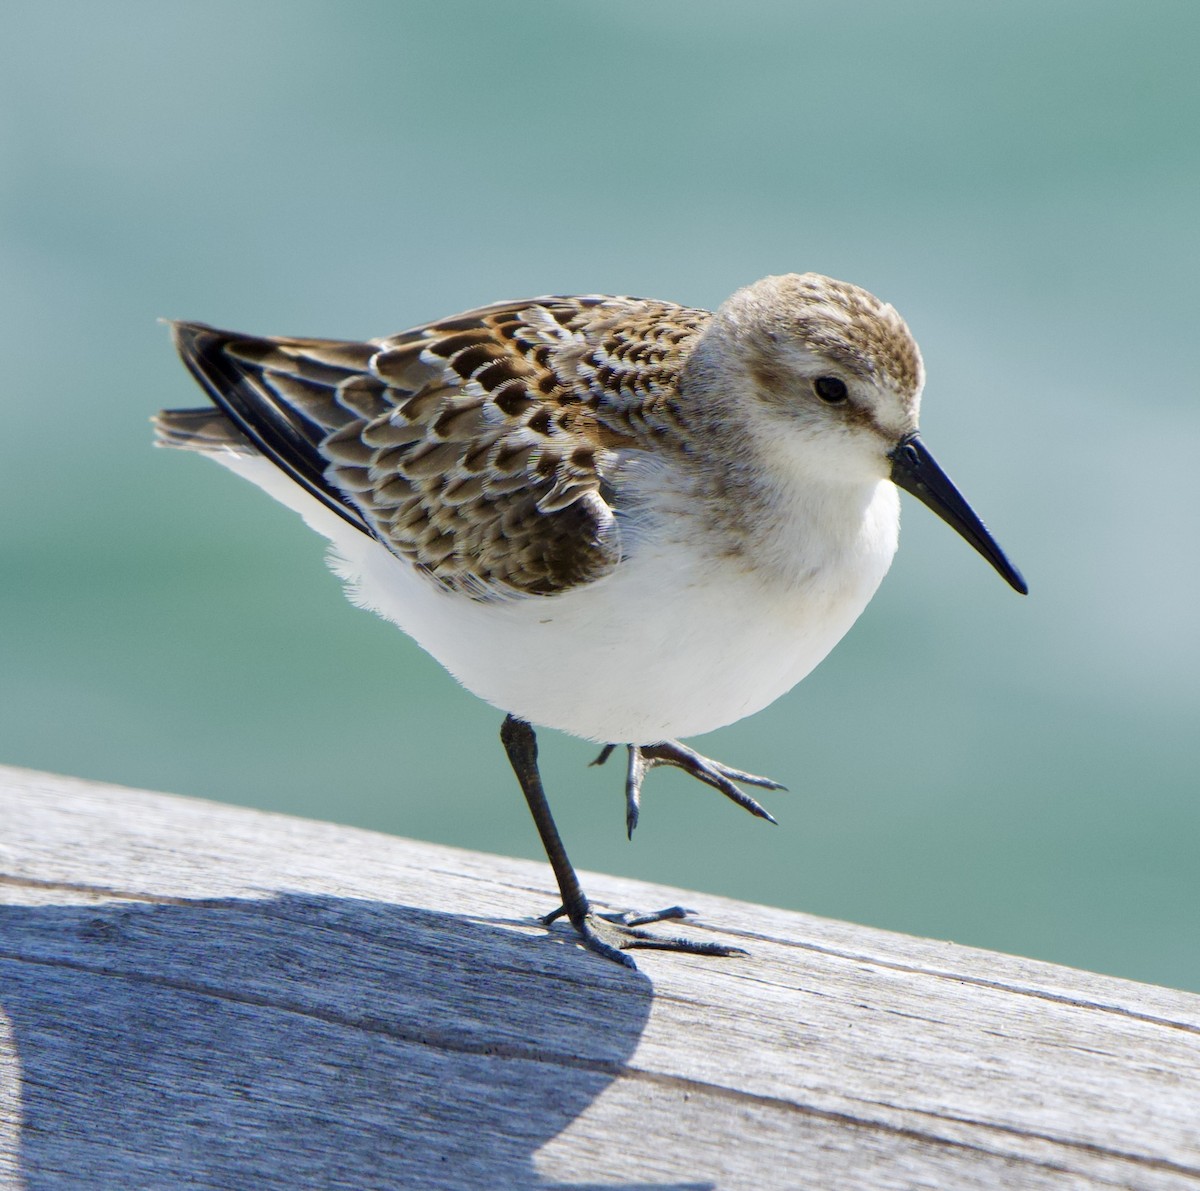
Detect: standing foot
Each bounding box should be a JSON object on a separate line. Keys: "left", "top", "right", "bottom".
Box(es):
{"left": 502, "top": 715, "right": 748, "bottom": 970}
{"left": 541, "top": 901, "right": 747, "bottom": 966}
{"left": 592, "top": 739, "right": 786, "bottom": 837}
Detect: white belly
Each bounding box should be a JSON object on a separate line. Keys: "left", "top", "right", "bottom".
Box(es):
{"left": 214, "top": 453, "right": 899, "bottom": 744}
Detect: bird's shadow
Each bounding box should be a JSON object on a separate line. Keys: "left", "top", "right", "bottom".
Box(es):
{"left": 0, "top": 893, "right": 712, "bottom": 1190}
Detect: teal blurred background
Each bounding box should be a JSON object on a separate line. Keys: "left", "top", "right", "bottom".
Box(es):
{"left": 2, "top": 2, "right": 1197, "bottom": 992}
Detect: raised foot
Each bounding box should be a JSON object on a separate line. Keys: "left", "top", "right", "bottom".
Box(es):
{"left": 593, "top": 739, "right": 787, "bottom": 837}
{"left": 542, "top": 902, "right": 748, "bottom": 969}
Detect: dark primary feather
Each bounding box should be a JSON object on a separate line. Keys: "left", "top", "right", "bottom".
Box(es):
{"left": 170, "top": 321, "right": 372, "bottom": 535}
{"left": 162, "top": 297, "right": 710, "bottom": 598}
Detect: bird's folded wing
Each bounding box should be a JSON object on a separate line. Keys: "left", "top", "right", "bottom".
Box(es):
{"left": 164, "top": 296, "right": 709, "bottom": 599}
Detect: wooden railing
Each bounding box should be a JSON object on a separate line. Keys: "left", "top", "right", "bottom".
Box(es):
{"left": 1, "top": 764, "right": 1197, "bottom": 1189}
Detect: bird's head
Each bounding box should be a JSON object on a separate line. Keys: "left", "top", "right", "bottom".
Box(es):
{"left": 692, "top": 272, "right": 1026, "bottom": 593}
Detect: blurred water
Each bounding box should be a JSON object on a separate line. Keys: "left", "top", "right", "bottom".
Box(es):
{"left": 1, "top": 0, "right": 1197, "bottom": 992}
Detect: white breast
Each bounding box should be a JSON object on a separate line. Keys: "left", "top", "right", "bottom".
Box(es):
{"left": 211, "top": 451, "right": 899, "bottom": 744}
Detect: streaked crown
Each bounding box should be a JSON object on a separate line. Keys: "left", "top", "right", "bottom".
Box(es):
{"left": 718, "top": 272, "right": 923, "bottom": 399}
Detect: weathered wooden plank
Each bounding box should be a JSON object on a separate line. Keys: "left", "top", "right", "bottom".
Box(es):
{"left": 0, "top": 762, "right": 1197, "bottom": 1190}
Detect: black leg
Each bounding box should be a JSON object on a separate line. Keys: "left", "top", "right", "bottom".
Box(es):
{"left": 500, "top": 715, "right": 593, "bottom": 941}
{"left": 501, "top": 715, "right": 746, "bottom": 968}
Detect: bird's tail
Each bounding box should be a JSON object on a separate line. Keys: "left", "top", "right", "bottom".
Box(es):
{"left": 152, "top": 407, "right": 253, "bottom": 454}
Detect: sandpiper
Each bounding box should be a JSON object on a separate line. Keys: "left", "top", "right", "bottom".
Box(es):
{"left": 156, "top": 272, "right": 1026, "bottom": 968}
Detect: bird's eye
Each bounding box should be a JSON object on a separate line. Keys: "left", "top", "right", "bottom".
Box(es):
{"left": 814, "top": 376, "right": 848, "bottom": 404}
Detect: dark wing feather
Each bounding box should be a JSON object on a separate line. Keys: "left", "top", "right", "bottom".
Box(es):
{"left": 170, "top": 321, "right": 372, "bottom": 535}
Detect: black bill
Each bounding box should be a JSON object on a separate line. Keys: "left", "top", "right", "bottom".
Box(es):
{"left": 889, "top": 434, "right": 1027, "bottom": 595}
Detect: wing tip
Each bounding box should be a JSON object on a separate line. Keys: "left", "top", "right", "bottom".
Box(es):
{"left": 165, "top": 319, "right": 226, "bottom": 368}
{"left": 164, "top": 317, "right": 372, "bottom": 537}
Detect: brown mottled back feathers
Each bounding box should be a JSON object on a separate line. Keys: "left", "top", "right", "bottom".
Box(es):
{"left": 167, "top": 297, "right": 710, "bottom": 598}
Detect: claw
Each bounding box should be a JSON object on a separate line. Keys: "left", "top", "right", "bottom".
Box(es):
{"left": 590, "top": 744, "right": 617, "bottom": 768}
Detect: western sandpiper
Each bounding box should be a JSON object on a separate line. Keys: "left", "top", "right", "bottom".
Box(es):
{"left": 156, "top": 273, "right": 1026, "bottom": 968}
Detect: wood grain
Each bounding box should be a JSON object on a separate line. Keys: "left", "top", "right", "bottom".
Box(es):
{"left": 1, "top": 763, "right": 1197, "bottom": 1190}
